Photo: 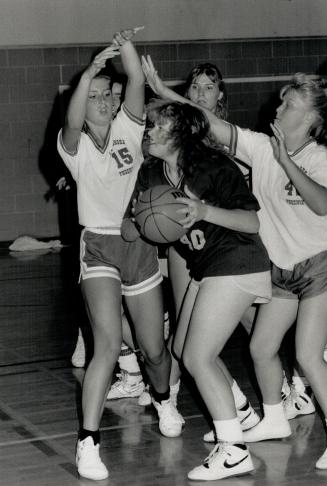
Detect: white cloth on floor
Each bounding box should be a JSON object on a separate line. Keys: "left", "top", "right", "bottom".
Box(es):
{"left": 9, "top": 236, "right": 62, "bottom": 252}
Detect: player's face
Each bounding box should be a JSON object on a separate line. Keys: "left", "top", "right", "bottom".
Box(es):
{"left": 187, "top": 73, "right": 222, "bottom": 112}
{"left": 275, "top": 89, "right": 312, "bottom": 133}
{"left": 147, "top": 120, "right": 175, "bottom": 159}
{"left": 112, "top": 82, "right": 123, "bottom": 115}
{"left": 85, "top": 77, "right": 113, "bottom": 126}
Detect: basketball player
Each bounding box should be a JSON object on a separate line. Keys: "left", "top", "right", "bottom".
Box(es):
{"left": 57, "top": 28, "right": 183, "bottom": 481}
{"left": 121, "top": 101, "right": 271, "bottom": 481}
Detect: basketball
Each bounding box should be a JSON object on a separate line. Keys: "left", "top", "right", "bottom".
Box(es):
{"left": 134, "top": 185, "right": 188, "bottom": 244}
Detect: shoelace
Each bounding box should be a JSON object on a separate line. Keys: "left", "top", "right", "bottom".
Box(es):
{"left": 204, "top": 442, "right": 226, "bottom": 467}
{"left": 160, "top": 401, "right": 182, "bottom": 424}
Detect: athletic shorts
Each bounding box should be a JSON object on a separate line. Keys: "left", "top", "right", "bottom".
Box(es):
{"left": 272, "top": 250, "right": 327, "bottom": 300}
{"left": 80, "top": 229, "right": 162, "bottom": 297}
{"left": 195, "top": 270, "right": 272, "bottom": 304}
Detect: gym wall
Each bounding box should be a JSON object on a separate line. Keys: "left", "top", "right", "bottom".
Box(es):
{"left": 0, "top": 0, "right": 326, "bottom": 241}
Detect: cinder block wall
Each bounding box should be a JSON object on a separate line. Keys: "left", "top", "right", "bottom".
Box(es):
{"left": 0, "top": 37, "right": 326, "bottom": 242}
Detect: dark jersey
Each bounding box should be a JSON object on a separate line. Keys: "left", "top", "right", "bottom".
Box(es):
{"left": 129, "top": 153, "right": 270, "bottom": 281}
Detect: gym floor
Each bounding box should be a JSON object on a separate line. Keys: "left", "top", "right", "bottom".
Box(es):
{"left": 0, "top": 245, "right": 326, "bottom": 486}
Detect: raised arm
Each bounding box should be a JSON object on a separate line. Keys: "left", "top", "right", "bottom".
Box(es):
{"left": 141, "top": 54, "right": 232, "bottom": 147}
{"left": 113, "top": 27, "right": 145, "bottom": 120}
{"left": 62, "top": 45, "right": 120, "bottom": 152}
{"left": 271, "top": 121, "right": 327, "bottom": 215}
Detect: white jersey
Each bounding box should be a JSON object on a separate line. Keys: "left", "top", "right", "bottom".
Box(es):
{"left": 57, "top": 103, "right": 145, "bottom": 233}
{"left": 231, "top": 126, "right": 327, "bottom": 269}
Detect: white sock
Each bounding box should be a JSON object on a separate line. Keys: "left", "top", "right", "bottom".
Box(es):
{"left": 118, "top": 344, "right": 141, "bottom": 375}
{"left": 263, "top": 402, "right": 287, "bottom": 422}
{"left": 213, "top": 418, "right": 243, "bottom": 443}
{"left": 281, "top": 372, "right": 290, "bottom": 396}
{"left": 292, "top": 375, "right": 306, "bottom": 392}
{"left": 170, "top": 380, "right": 180, "bottom": 394}
{"left": 231, "top": 380, "right": 247, "bottom": 409}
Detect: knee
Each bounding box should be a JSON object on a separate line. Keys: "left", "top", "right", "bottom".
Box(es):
{"left": 249, "top": 338, "right": 274, "bottom": 364}
{"left": 182, "top": 350, "right": 201, "bottom": 379}
{"left": 142, "top": 344, "right": 168, "bottom": 368}
{"left": 296, "top": 348, "right": 315, "bottom": 374}
{"left": 94, "top": 336, "right": 121, "bottom": 364}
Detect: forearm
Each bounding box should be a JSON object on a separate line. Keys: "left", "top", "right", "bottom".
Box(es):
{"left": 282, "top": 159, "right": 327, "bottom": 215}
{"left": 204, "top": 205, "right": 259, "bottom": 234}
{"left": 65, "top": 74, "right": 91, "bottom": 131}
{"left": 120, "top": 40, "right": 144, "bottom": 85}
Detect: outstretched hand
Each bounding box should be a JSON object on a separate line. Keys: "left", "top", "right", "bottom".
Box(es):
{"left": 112, "top": 26, "right": 144, "bottom": 46}
{"left": 84, "top": 45, "right": 120, "bottom": 80}
{"left": 141, "top": 55, "right": 166, "bottom": 96}
{"left": 270, "top": 121, "right": 291, "bottom": 168}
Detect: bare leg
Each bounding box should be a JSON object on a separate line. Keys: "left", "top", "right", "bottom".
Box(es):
{"left": 125, "top": 285, "right": 171, "bottom": 393}
{"left": 295, "top": 291, "right": 327, "bottom": 416}
{"left": 81, "top": 277, "right": 122, "bottom": 430}
{"left": 250, "top": 297, "right": 298, "bottom": 404}
{"left": 181, "top": 278, "right": 255, "bottom": 420}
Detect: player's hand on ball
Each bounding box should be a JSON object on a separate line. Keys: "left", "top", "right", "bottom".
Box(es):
{"left": 121, "top": 218, "right": 141, "bottom": 242}
{"left": 177, "top": 198, "right": 207, "bottom": 228}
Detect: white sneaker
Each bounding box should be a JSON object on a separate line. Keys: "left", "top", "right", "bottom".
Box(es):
{"left": 203, "top": 401, "right": 260, "bottom": 443}
{"left": 243, "top": 416, "right": 291, "bottom": 442}
{"left": 153, "top": 398, "right": 184, "bottom": 438}
{"left": 76, "top": 436, "right": 109, "bottom": 480}
{"left": 106, "top": 370, "right": 145, "bottom": 400}
{"left": 283, "top": 386, "right": 315, "bottom": 420}
{"left": 71, "top": 329, "right": 85, "bottom": 368}
{"left": 170, "top": 381, "right": 185, "bottom": 425}
{"left": 316, "top": 448, "right": 327, "bottom": 469}
{"left": 138, "top": 384, "right": 152, "bottom": 406}
{"left": 188, "top": 442, "right": 254, "bottom": 481}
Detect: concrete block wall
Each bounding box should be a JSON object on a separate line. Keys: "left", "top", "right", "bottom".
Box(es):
{"left": 0, "top": 36, "right": 327, "bottom": 242}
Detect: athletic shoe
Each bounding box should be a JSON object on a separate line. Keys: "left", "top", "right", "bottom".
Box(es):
{"left": 76, "top": 436, "right": 109, "bottom": 480}
{"left": 138, "top": 382, "right": 185, "bottom": 427}
{"left": 71, "top": 329, "right": 85, "bottom": 368}
{"left": 203, "top": 401, "right": 260, "bottom": 443}
{"left": 138, "top": 384, "right": 152, "bottom": 406}
{"left": 243, "top": 415, "right": 291, "bottom": 442}
{"left": 106, "top": 370, "right": 145, "bottom": 400}
{"left": 188, "top": 441, "right": 254, "bottom": 481}
{"left": 283, "top": 386, "right": 315, "bottom": 420}
{"left": 152, "top": 398, "right": 184, "bottom": 438}
{"left": 169, "top": 380, "right": 185, "bottom": 425}
{"left": 316, "top": 448, "right": 327, "bottom": 469}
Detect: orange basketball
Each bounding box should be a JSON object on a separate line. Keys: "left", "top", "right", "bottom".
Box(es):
{"left": 134, "top": 185, "right": 188, "bottom": 243}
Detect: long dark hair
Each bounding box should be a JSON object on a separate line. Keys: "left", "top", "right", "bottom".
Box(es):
{"left": 147, "top": 101, "right": 226, "bottom": 190}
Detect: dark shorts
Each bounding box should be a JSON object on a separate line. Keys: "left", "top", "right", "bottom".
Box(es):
{"left": 272, "top": 250, "right": 327, "bottom": 300}
{"left": 80, "top": 230, "right": 162, "bottom": 296}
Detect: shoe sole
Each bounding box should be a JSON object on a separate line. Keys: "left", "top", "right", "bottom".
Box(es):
{"left": 188, "top": 464, "right": 255, "bottom": 481}
{"left": 106, "top": 392, "right": 144, "bottom": 400}
{"left": 77, "top": 469, "right": 109, "bottom": 480}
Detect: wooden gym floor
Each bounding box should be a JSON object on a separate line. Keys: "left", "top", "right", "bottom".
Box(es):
{"left": 0, "top": 245, "right": 326, "bottom": 486}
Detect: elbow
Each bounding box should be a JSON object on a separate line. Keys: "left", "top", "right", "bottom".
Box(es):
{"left": 310, "top": 201, "right": 327, "bottom": 216}
{"left": 314, "top": 207, "right": 327, "bottom": 216}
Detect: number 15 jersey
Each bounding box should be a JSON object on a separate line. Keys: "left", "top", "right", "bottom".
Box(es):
{"left": 57, "top": 103, "right": 145, "bottom": 233}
